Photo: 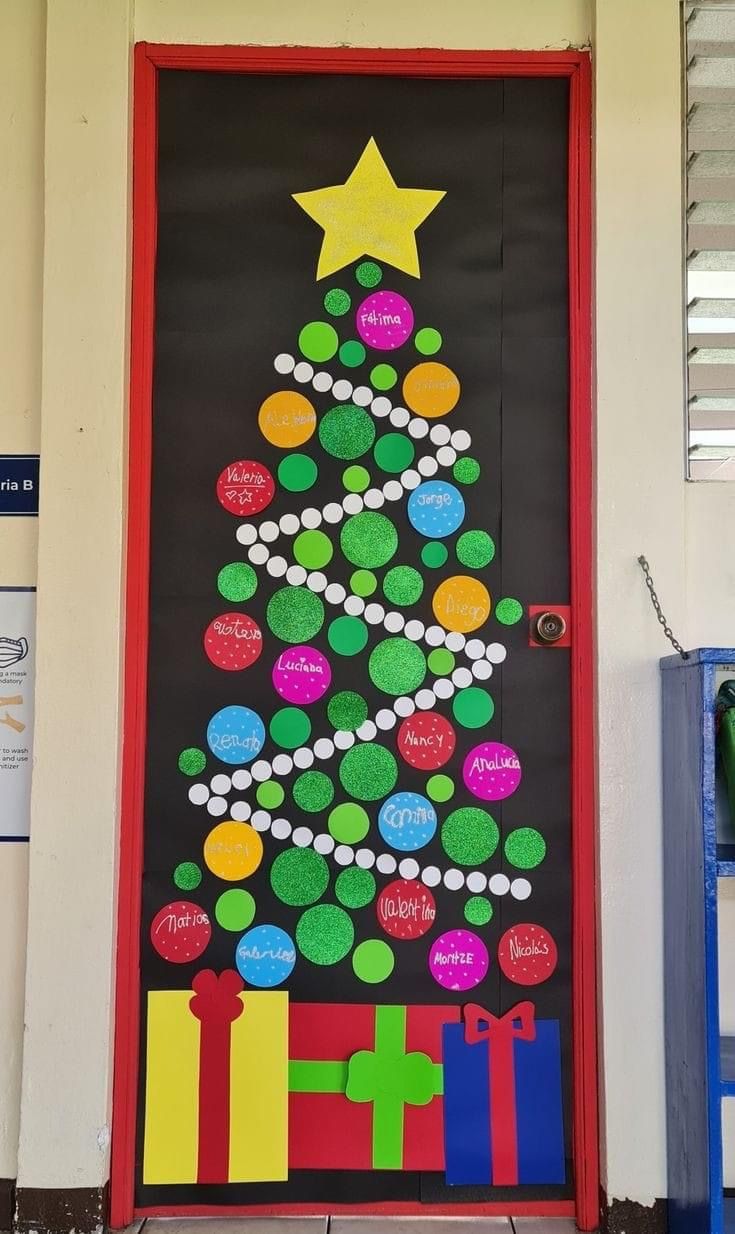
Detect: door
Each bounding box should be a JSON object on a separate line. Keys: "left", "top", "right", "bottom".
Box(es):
{"left": 113, "top": 46, "right": 595, "bottom": 1227}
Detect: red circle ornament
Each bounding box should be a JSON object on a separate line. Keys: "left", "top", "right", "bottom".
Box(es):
{"left": 397, "top": 711, "right": 456, "bottom": 770}
{"left": 216, "top": 459, "right": 275, "bottom": 516}
{"left": 204, "top": 612, "right": 263, "bottom": 671}
{"left": 150, "top": 900, "right": 212, "bottom": 964}
{"left": 497, "top": 922, "right": 558, "bottom": 986}
{"left": 377, "top": 879, "right": 436, "bottom": 940}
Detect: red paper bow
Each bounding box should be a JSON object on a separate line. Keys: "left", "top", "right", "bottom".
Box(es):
{"left": 188, "top": 970, "right": 244, "bottom": 1184}
{"left": 189, "top": 967, "right": 244, "bottom": 1024}
{"left": 463, "top": 1001, "right": 536, "bottom": 1046}
{"left": 461, "top": 1001, "right": 537, "bottom": 1185}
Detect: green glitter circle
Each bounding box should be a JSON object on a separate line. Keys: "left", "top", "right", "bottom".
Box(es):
{"left": 327, "top": 690, "right": 369, "bottom": 731}
{"left": 453, "top": 456, "right": 481, "bottom": 485}
{"left": 452, "top": 687, "right": 495, "bottom": 729}
{"left": 353, "top": 938, "right": 395, "bottom": 983}
{"left": 370, "top": 364, "right": 398, "bottom": 391}
{"left": 271, "top": 847, "right": 330, "bottom": 906}
{"left": 415, "top": 327, "right": 442, "bottom": 355}
{"left": 505, "top": 827, "right": 546, "bottom": 869}
{"left": 382, "top": 565, "right": 423, "bottom": 607}
{"left": 343, "top": 464, "right": 370, "bottom": 492}
{"left": 369, "top": 637, "right": 426, "bottom": 696}
{"left": 217, "top": 561, "right": 257, "bottom": 603}
{"left": 351, "top": 569, "right": 377, "bottom": 597}
{"left": 456, "top": 530, "right": 496, "bottom": 569}
{"left": 339, "top": 744, "right": 398, "bottom": 801}
{"left": 256, "top": 780, "right": 285, "bottom": 809}
{"left": 441, "top": 807, "right": 500, "bottom": 866}
{"left": 355, "top": 261, "right": 383, "bottom": 288}
{"left": 174, "top": 861, "right": 202, "bottom": 891}
{"left": 293, "top": 529, "right": 333, "bottom": 570}
{"left": 297, "top": 904, "right": 354, "bottom": 965}
{"left": 341, "top": 511, "right": 398, "bottom": 568}
{"left": 324, "top": 287, "right": 351, "bottom": 316}
{"left": 428, "top": 647, "right": 455, "bottom": 676}
{"left": 374, "top": 433, "right": 415, "bottom": 474}
{"left": 426, "top": 773, "right": 455, "bottom": 803}
{"left": 464, "top": 896, "right": 493, "bottom": 926}
{"left": 319, "top": 404, "right": 375, "bottom": 460}
{"left": 178, "top": 747, "right": 206, "bottom": 776}
{"left": 495, "top": 597, "right": 524, "bottom": 625}
{"left": 335, "top": 866, "right": 376, "bottom": 909}
{"left": 267, "top": 586, "right": 324, "bottom": 642}
{"left": 421, "top": 541, "right": 449, "bottom": 569}
{"left": 215, "top": 888, "right": 256, "bottom": 931}
{"left": 328, "top": 802, "right": 370, "bottom": 844}
{"left": 270, "top": 706, "right": 312, "bottom": 750}
{"left": 293, "top": 769, "right": 334, "bottom": 813}
{"left": 278, "top": 453, "right": 318, "bottom": 493}
{"left": 328, "top": 615, "right": 369, "bottom": 656}
{"left": 299, "top": 320, "right": 339, "bottom": 363}
{"left": 339, "top": 340, "right": 367, "bottom": 368}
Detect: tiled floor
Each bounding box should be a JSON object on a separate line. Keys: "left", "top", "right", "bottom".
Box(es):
{"left": 143, "top": 1216, "right": 579, "bottom": 1234}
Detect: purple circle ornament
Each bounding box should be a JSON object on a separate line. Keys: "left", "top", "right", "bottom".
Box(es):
{"left": 356, "top": 291, "right": 414, "bottom": 351}
{"left": 429, "top": 928, "right": 489, "bottom": 991}
{"left": 463, "top": 740, "right": 522, "bottom": 801}
{"left": 272, "top": 644, "right": 332, "bottom": 704}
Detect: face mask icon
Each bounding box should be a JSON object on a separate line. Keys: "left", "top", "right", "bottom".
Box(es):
{"left": 0, "top": 637, "right": 28, "bottom": 669}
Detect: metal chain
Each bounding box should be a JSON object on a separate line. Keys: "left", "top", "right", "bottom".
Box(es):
{"left": 637, "top": 556, "right": 689, "bottom": 659}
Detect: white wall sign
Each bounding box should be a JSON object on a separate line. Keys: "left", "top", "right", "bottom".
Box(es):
{"left": 0, "top": 588, "right": 35, "bottom": 838}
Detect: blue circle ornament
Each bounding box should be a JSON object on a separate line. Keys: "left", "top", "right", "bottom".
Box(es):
{"left": 206, "top": 704, "right": 265, "bottom": 765}
{"left": 378, "top": 791, "right": 438, "bottom": 851}
{"left": 235, "top": 923, "right": 296, "bottom": 988}
{"left": 407, "top": 480, "right": 466, "bottom": 539}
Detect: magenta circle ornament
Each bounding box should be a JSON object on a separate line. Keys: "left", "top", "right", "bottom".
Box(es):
{"left": 272, "top": 644, "right": 332, "bottom": 704}
{"left": 428, "top": 928, "right": 489, "bottom": 991}
{"left": 463, "top": 740, "right": 522, "bottom": 801}
{"left": 355, "top": 291, "right": 414, "bottom": 351}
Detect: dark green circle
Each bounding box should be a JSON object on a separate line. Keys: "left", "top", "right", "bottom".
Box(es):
{"left": 351, "top": 569, "right": 377, "bottom": 597}
{"left": 355, "top": 261, "right": 382, "bottom": 288}
{"left": 441, "top": 807, "right": 500, "bottom": 866}
{"left": 217, "top": 561, "right": 258, "bottom": 603}
{"left": 339, "top": 340, "right": 367, "bottom": 368}
{"left": 270, "top": 706, "right": 312, "bottom": 750}
{"left": 324, "top": 287, "right": 351, "bottom": 316}
{"left": 278, "top": 453, "right": 318, "bottom": 493}
{"left": 456, "top": 530, "right": 496, "bottom": 569}
{"left": 328, "top": 615, "right": 369, "bottom": 656}
{"left": 383, "top": 565, "right": 424, "bottom": 607}
{"left": 335, "top": 866, "right": 376, "bottom": 909}
{"left": 215, "top": 888, "right": 256, "bottom": 931}
{"left": 426, "top": 773, "right": 454, "bottom": 803}
{"left": 296, "top": 904, "right": 354, "bottom": 964}
{"left": 421, "top": 541, "right": 449, "bottom": 569}
{"left": 427, "top": 647, "right": 455, "bottom": 676}
{"left": 495, "top": 597, "right": 524, "bottom": 626}
{"left": 299, "top": 320, "right": 339, "bottom": 362}
{"left": 415, "top": 327, "right": 442, "bottom": 355}
{"left": 339, "top": 744, "right": 398, "bottom": 801}
{"left": 341, "top": 511, "right": 398, "bottom": 568}
{"left": 319, "top": 404, "right": 375, "bottom": 460}
{"left": 371, "top": 364, "right": 398, "bottom": 391}
{"left": 270, "top": 847, "right": 330, "bottom": 906}
{"left": 174, "top": 861, "right": 202, "bottom": 891}
{"left": 374, "top": 433, "right": 415, "bottom": 474}
{"left": 293, "top": 770, "right": 334, "bottom": 813}
{"left": 267, "top": 586, "right": 324, "bottom": 642}
{"left": 369, "top": 637, "right": 426, "bottom": 695}
{"left": 464, "top": 896, "right": 493, "bottom": 926}
{"left": 327, "top": 690, "right": 369, "bottom": 731}
{"left": 453, "top": 456, "right": 481, "bottom": 485}
{"left": 505, "top": 827, "right": 546, "bottom": 869}
{"left": 452, "top": 687, "right": 495, "bottom": 729}
{"left": 343, "top": 464, "right": 370, "bottom": 492}
{"left": 178, "top": 747, "right": 206, "bottom": 776}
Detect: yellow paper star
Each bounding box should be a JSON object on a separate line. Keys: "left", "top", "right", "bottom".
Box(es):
{"left": 293, "top": 138, "right": 445, "bottom": 281}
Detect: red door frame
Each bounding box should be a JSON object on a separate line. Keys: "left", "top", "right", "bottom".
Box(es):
{"left": 111, "top": 43, "right": 595, "bottom": 1230}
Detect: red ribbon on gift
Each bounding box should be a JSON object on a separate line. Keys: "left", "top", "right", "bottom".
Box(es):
{"left": 463, "top": 1001, "right": 536, "bottom": 1185}
{"left": 189, "top": 969, "right": 244, "bottom": 1184}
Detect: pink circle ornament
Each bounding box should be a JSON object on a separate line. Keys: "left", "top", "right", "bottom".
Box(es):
{"left": 429, "top": 928, "right": 489, "bottom": 991}
{"left": 272, "top": 644, "right": 332, "bottom": 704}
{"left": 463, "top": 740, "right": 522, "bottom": 801}
{"left": 356, "top": 291, "right": 414, "bottom": 351}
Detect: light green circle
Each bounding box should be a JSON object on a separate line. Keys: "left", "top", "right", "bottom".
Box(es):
{"left": 383, "top": 565, "right": 423, "bottom": 607}
{"left": 267, "top": 585, "right": 324, "bottom": 642}
{"left": 426, "top": 774, "right": 455, "bottom": 803}
{"left": 335, "top": 866, "right": 376, "bottom": 909}
{"left": 352, "top": 939, "right": 395, "bottom": 984}
{"left": 270, "top": 706, "right": 312, "bottom": 750}
{"left": 370, "top": 364, "right": 398, "bottom": 391}
{"left": 174, "top": 861, "right": 202, "bottom": 891}
{"left": 339, "top": 340, "right": 366, "bottom": 368}
{"left": 324, "top": 287, "right": 351, "bottom": 316}
{"left": 271, "top": 847, "right": 330, "bottom": 906}
{"left": 428, "top": 647, "right": 455, "bottom": 676}
{"left": 178, "top": 747, "right": 206, "bottom": 776}
{"left": 328, "top": 802, "right": 370, "bottom": 844}
{"left": 343, "top": 464, "right": 371, "bottom": 492}
{"left": 256, "top": 780, "right": 285, "bottom": 809}
{"left": 299, "top": 320, "right": 339, "bottom": 362}
{"left": 319, "top": 404, "right": 375, "bottom": 460}
{"left": 327, "top": 690, "right": 369, "bottom": 731}
{"left": 464, "top": 896, "right": 493, "bottom": 926}
{"left": 351, "top": 569, "right": 377, "bottom": 597}
{"left": 495, "top": 597, "right": 524, "bottom": 626}
{"left": 355, "top": 261, "right": 382, "bottom": 288}
{"left": 441, "top": 807, "right": 500, "bottom": 866}
{"left": 374, "top": 433, "right": 415, "bottom": 475}
{"left": 278, "top": 453, "right": 318, "bottom": 493}
{"left": 456, "top": 530, "right": 496, "bottom": 569}
{"left": 217, "top": 561, "right": 257, "bottom": 602}
{"left": 415, "top": 326, "right": 442, "bottom": 356}
{"left": 341, "top": 511, "right": 398, "bottom": 568}
{"left": 328, "top": 615, "right": 369, "bottom": 656}
{"left": 452, "top": 687, "right": 495, "bottom": 729}
{"left": 293, "top": 529, "right": 333, "bottom": 570}
{"left": 215, "top": 888, "right": 256, "bottom": 931}
{"left": 369, "top": 637, "right": 426, "bottom": 695}
{"left": 505, "top": 827, "right": 546, "bottom": 869}
{"left": 453, "top": 456, "right": 481, "bottom": 485}
{"left": 297, "top": 904, "right": 354, "bottom": 965}
{"left": 421, "top": 541, "right": 448, "bottom": 569}
{"left": 293, "top": 770, "right": 334, "bottom": 813}
{"left": 339, "top": 744, "right": 398, "bottom": 801}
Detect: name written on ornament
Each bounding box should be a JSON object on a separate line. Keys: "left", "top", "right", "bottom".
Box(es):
{"left": 510, "top": 936, "right": 550, "bottom": 961}
{"left": 467, "top": 752, "right": 521, "bottom": 776}
{"left": 238, "top": 941, "right": 296, "bottom": 964}
{"left": 404, "top": 728, "right": 445, "bottom": 749}
{"left": 379, "top": 891, "right": 436, "bottom": 926}
{"left": 359, "top": 309, "right": 406, "bottom": 328}
{"left": 276, "top": 653, "right": 324, "bottom": 675}
{"left": 432, "top": 949, "right": 475, "bottom": 967}
{"left": 212, "top": 617, "right": 263, "bottom": 641}
{"left": 208, "top": 732, "right": 262, "bottom": 755}
{"left": 155, "top": 908, "right": 210, "bottom": 936}
{"left": 381, "top": 801, "right": 437, "bottom": 831}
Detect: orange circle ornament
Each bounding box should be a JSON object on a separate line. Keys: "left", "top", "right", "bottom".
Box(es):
{"left": 402, "top": 362, "right": 460, "bottom": 419}
{"left": 432, "top": 575, "right": 491, "bottom": 634}
{"left": 203, "top": 820, "right": 264, "bottom": 881}
{"left": 258, "top": 390, "right": 317, "bottom": 448}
